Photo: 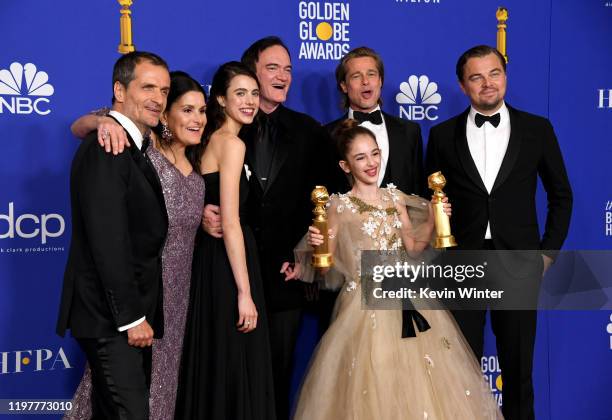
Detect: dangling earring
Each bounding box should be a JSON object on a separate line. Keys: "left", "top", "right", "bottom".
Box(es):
{"left": 161, "top": 123, "right": 173, "bottom": 143}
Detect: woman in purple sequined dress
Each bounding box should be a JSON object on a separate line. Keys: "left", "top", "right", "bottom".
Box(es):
{"left": 65, "top": 71, "right": 206, "bottom": 419}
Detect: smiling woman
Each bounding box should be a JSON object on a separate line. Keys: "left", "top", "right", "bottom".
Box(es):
{"left": 175, "top": 62, "right": 277, "bottom": 420}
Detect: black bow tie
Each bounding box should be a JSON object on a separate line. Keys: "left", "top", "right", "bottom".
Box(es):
{"left": 474, "top": 112, "right": 501, "bottom": 128}
{"left": 353, "top": 110, "right": 383, "bottom": 125}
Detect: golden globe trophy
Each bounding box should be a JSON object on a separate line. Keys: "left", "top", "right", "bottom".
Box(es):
{"left": 118, "top": 0, "right": 135, "bottom": 54}
{"left": 496, "top": 6, "right": 509, "bottom": 64}
{"left": 428, "top": 172, "right": 457, "bottom": 249}
{"left": 311, "top": 186, "right": 333, "bottom": 268}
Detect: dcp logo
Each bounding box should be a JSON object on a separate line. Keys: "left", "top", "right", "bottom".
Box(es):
{"left": 396, "top": 75, "right": 441, "bottom": 121}
{"left": 0, "top": 62, "right": 54, "bottom": 115}
{"left": 0, "top": 202, "right": 65, "bottom": 244}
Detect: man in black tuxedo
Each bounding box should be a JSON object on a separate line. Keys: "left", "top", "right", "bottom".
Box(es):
{"left": 57, "top": 52, "right": 170, "bottom": 420}
{"left": 426, "top": 45, "right": 572, "bottom": 420}
{"left": 326, "top": 46, "right": 424, "bottom": 196}
{"left": 203, "top": 36, "right": 334, "bottom": 420}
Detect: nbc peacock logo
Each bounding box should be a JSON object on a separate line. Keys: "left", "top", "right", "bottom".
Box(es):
{"left": 0, "top": 62, "right": 54, "bottom": 115}
{"left": 396, "top": 75, "right": 441, "bottom": 121}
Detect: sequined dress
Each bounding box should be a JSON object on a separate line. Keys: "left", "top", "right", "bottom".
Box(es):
{"left": 293, "top": 188, "right": 503, "bottom": 420}
{"left": 65, "top": 144, "right": 204, "bottom": 420}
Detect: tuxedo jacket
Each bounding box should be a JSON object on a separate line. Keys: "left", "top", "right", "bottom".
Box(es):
{"left": 242, "top": 105, "right": 335, "bottom": 311}
{"left": 326, "top": 111, "right": 424, "bottom": 196}
{"left": 57, "top": 127, "right": 168, "bottom": 338}
{"left": 425, "top": 105, "right": 572, "bottom": 255}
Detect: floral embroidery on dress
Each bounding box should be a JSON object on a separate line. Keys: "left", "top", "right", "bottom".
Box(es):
{"left": 346, "top": 189, "right": 403, "bottom": 252}
{"left": 362, "top": 218, "right": 378, "bottom": 236}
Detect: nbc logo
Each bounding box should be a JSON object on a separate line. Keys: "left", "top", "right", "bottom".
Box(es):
{"left": 396, "top": 75, "right": 441, "bottom": 121}
{"left": 0, "top": 62, "right": 54, "bottom": 115}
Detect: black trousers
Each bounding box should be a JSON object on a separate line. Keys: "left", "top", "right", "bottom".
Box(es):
{"left": 452, "top": 239, "right": 538, "bottom": 420}
{"left": 77, "top": 335, "right": 152, "bottom": 420}
{"left": 267, "top": 308, "right": 302, "bottom": 420}
{"left": 452, "top": 309, "right": 536, "bottom": 420}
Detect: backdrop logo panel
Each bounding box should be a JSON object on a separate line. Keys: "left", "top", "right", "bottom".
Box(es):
{"left": 0, "top": 347, "right": 72, "bottom": 374}
{"left": 394, "top": 0, "right": 440, "bottom": 5}
{"left": 298, "top": 1, "right": 350, "bottom": 60}
{"left": 0, "top": 62, "right": 54, "bottom": 116}
{"left": 606, "top": 201, "right": 612, "bottom": 237}
{"left": 0, "top": 202, "right": 66, "bottom": 253}
{"left": 598, "top": 89, "right": 612, "bottom": 109}
{"left": 396, "top": 75, "right": 442, "bottom": 121}
{"left": 608, "top": 314, "right": 612, "bottom": 350}
{"left": 481, "top": 355, "right": 503, "bottom": 406}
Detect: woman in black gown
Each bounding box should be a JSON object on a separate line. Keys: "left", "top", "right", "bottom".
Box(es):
{"left": 175, "top": 62, "right": 275, "bottom": 420}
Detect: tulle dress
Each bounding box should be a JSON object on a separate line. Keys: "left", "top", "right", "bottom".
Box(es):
{"left": 293, "top": 187, "right": 503, "bottom": 420}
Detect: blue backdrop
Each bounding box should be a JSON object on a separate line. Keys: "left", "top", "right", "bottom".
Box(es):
{"left": 1, "top": 1, "right": 611, "bottom": 419}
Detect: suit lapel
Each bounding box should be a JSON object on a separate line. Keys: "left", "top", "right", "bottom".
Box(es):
{"left": 127, "top": 136, "right": 167, "bottom": 221}
{"left": 382, "top": 112, "right": 401, "bottom": 184}
{"left": 491, "top": 105, "right": 522, "bottom": 193}
{"left": 454, "top": 108, "right": 488, "bottom": 194}
{"left": 107, "top": 114, "right": 167, "bottom": 221}
{"left": 263, "top": 106, "right": 291, "bottom": 194}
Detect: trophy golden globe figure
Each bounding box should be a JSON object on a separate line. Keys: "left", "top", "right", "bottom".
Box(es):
{"left": 311, "top": 186, "right": 333, "bottom": 268}
{"left": 118, "top": 0, "right": 135, "bottom": 54}
{"left": 428, "top": 172, "right": 457, "bottom": 249}
{"left": 496, "top": 6, "right": 509, "bottom": 63}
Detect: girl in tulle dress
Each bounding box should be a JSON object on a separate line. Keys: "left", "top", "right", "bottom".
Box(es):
{"left": 286, "top": 119, "right": 503, "bottom": 420}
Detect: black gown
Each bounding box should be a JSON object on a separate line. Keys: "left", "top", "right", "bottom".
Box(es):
{"left": 175, "top": 170, "right": 276, "bottom": 420}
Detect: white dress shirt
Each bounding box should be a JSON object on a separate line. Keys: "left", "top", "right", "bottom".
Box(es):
{"left": 108, "top": 110, "right": 145, "bottom": 150}
{"left": 108, "top": 110, "right": 147, "bottom": 332}
{"left": 348, "top": 106, "right": 389, "bottom": 187}
{"left": 466, "top": 102, "right": 511, "bottom": 239}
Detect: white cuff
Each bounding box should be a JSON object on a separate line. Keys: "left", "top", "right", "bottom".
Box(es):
{"left": 118, "top": 316, "right": 145, "bottom": 332}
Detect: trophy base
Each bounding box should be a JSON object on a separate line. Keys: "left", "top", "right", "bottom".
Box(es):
{"left": 312, "top": 253, "right": 333, "bottom": 268}
{"left": 434, "top": 235, "right": 457, "bottom": 249}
